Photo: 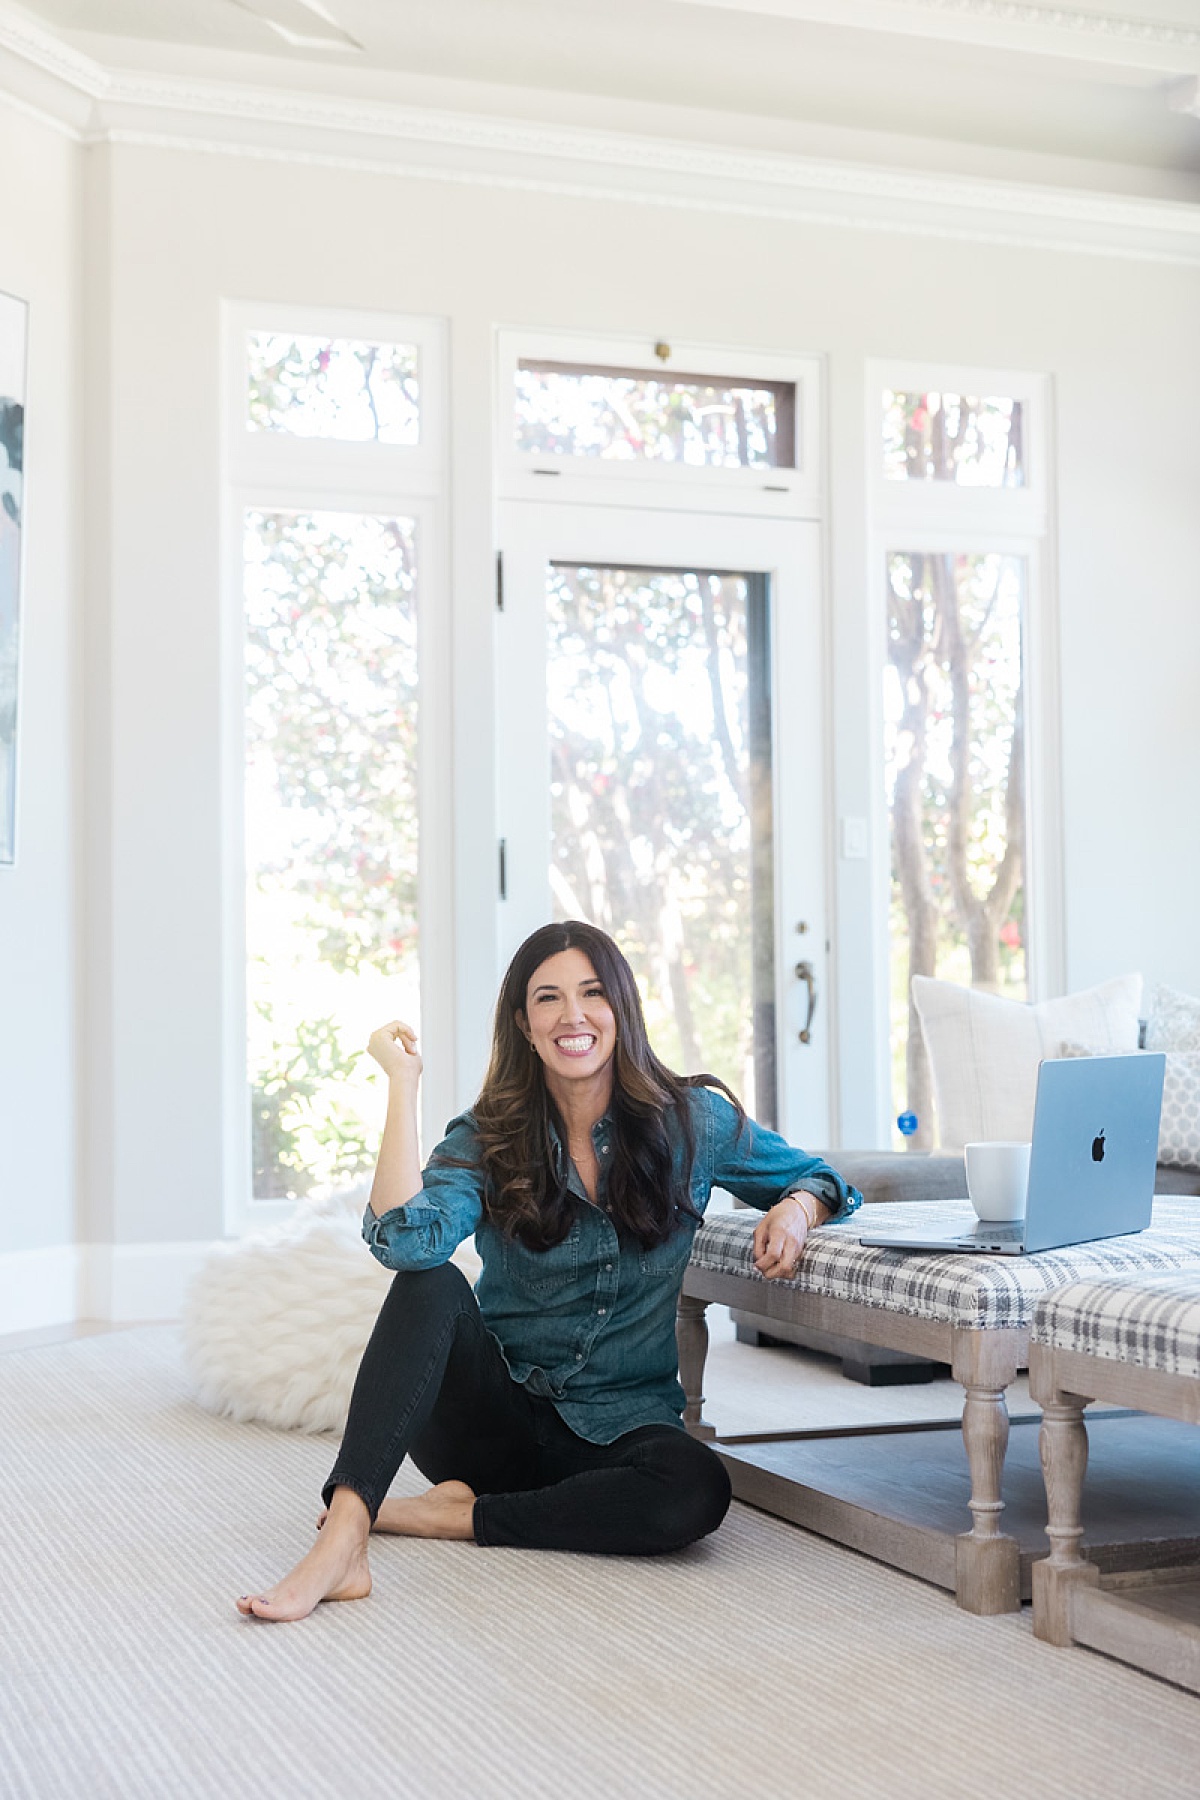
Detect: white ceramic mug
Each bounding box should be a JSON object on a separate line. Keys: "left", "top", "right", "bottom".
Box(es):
{"left": 964, "top": 1141, "right": 1032, "bottom": 1222}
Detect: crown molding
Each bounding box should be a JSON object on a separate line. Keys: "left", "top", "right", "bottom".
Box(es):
{"left": 83, "top": 71, "right": 1198, "bottom": 218}
{"left": 0, "top": 4, "right": 104, "bottom": 94}
{"left": 902, "top": 1, "right": 1198, "bottom": 46}
{"left": 102, "top": 120, "right": 1200, "bottom": 266}
{"left": 676, "top": 0, "right": 1200, "bottom": 60}
{"left": 0, "top": 4, "right": 1196, "bottom": 266}
{"left": 82, "top": 70, "right": 1200, "bottom": 227}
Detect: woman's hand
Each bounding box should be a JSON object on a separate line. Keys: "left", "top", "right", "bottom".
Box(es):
{"left": 366, "top": 1022, "right": 423, "bottom": 1219}
{"left": 367, "top": 1020, "right": 423, "bottom": 1085}
{"left": 752, "top": 1193, "right": 828, "bottom": 1280}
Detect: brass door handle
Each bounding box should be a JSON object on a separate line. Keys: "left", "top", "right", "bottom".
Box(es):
{"left": 795, "top": 960, "right": 818, "bottom": 1043}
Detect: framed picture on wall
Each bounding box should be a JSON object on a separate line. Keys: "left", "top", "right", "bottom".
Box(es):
{"left": 0, "top": 288, "right": 27, "bottom": 866}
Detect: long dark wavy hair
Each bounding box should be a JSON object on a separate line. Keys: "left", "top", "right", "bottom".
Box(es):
{"left": 449, "top": 921, "right": 743, "bottom": 1252}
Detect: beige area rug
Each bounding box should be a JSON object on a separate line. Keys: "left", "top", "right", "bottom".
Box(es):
{"left": 1, "top": 1328, "right": 1196, "bottom": 1800}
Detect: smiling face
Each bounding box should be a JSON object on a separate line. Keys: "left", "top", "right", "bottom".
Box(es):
{"left": 517, "top": 947, "right": 618, "bottom": 1095}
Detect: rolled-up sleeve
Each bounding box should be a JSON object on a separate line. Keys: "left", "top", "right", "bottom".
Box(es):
{"left": 704, "top": 1091, "right": 862, "bottom": 1224}
{"left": 362, "top": 1113, "right": 485, "bottom": 1271}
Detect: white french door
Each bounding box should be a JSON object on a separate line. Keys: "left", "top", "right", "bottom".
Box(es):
{"left": 496, "top": 501, "right": 831, "bottom": 1147}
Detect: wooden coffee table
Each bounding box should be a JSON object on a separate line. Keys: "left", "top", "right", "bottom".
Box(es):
{"left": 677, "top": 1199, "right": 1200, "bottom": 1614}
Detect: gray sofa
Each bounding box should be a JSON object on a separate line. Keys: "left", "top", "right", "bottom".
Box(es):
{"left": 731, "top": 1150, "right": 1200, "bottom": 1384}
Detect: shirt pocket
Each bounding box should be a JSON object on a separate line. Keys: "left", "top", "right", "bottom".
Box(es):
{"left": 501, "top": 1223, "right": 581, "bottom": 1295}
{"left": 638, "top": 1222, "right": 696, "bottom": 1280}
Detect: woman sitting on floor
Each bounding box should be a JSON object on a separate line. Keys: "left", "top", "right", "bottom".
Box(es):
{"left": 237, "top": 919, "right": 861, "bottom": 1621}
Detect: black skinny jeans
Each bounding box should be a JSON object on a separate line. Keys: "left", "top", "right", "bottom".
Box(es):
{"left": 322, "top": 1262, "right": 732, "bottom": 1555}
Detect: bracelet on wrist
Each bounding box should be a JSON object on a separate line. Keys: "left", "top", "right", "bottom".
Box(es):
{"left": 785, "top": 1191, "right": 821, "bottom": 1232}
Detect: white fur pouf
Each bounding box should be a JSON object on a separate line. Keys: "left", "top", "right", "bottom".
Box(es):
{"left": 181, "top": 1188, "right": 482, "bottom": 1434}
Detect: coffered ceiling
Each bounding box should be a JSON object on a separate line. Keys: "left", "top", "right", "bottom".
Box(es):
{"left": 8, "top": 0, "right": 1200, "bottom": 190}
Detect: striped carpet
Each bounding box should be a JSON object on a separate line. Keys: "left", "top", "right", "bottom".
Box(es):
{"left": 1, "top": 1328, "right": 1196, "bottom": 1799}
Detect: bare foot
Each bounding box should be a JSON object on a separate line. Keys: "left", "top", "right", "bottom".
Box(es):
{"left": 316, "top": 1479, "right": 476, "bottom": 1541}
{"left": 238, "top": 1492, "right": 372, "bottom": 1622}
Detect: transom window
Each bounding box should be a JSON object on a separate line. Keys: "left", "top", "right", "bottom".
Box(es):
{"left": 499, "top": 335, "right": 819, "bottom": 519}
{"left": 515, "top": 359, "right": 795, "bottom": 469}
{"left": 246, "top": 331, "right": 420, "bottom": 445}
{"left": 882, "top": 388, "right": 1024, "bottom": 489}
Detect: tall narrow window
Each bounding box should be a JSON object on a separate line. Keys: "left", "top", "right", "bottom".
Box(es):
{"left": 884, "top": 552, "right": 1026, "bottom": 1140}
{"left": 873, "top": 367, "right": 1048, "bottom": 1148}
{"left": 244, "top": 510, "right": 420, "bottom": 1199}
{"left": 229, "top": 309, "right": 442, "bottom": 1219}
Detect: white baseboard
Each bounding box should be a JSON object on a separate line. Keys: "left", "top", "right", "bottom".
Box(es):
{"left": 0, "top": 1244, "right": 84, "bottom": 1334}
{"left": 84, "top": 1240, "right": 219, "bottom": 1324}
{"left": 1, "top": 1240, "right": 219, "bottom": 1331}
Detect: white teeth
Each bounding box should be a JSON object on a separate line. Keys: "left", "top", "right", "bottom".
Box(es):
{"left": 556, "top": 1035, "right": 595, "bottom": 1053}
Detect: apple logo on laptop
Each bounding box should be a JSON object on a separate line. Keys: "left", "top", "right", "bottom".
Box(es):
{"left": 1092, "top": 1130, "right": 1106, "bottom": 1163}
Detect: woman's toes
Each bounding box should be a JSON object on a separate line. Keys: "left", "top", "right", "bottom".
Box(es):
{"left": 235, "top": 1584, "right": 288, "bottom": 1620}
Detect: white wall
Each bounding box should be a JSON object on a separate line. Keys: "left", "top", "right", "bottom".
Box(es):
{"left": 0, "top": 101, "right": 79, "bottom": 1269}
{"left": 1056, "top": 312, "right": 1200, "bottom": 994}
{"left": 82, "top": 137, "right": 1200, "bottom": 1252}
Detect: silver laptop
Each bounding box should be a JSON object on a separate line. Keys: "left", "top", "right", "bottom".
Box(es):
{"left": 858, "top": 1053, "right": 1166, "bottom": 1256}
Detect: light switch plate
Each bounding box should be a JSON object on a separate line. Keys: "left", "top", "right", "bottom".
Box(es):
{"left": 840, "top": 816, "right": 869, "bottom": 860}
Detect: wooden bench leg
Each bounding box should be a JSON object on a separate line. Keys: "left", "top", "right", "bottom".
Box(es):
{"left": 677, "top": 1290, "right": 717, "bottom": 1440}
{"left": 952, "top": 1329, "right": 1023, "bottom": 1614}
{"left": 1030, "top": 1352, "right": 1099, "bottom": 1645}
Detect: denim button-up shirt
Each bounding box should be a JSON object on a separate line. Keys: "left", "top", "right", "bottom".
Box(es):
{"left": 363, "top": 1086, "right": 861, "bottom": 1444}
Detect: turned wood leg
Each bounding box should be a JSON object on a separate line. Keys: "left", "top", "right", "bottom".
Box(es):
{"left": 952, "top": 1329, "right": 1023, "bottom": 1615}
{"left": 676, "top": 1290, "right": 717, "bottom": 1440}
{"left": 1030, "top": 1352, "right": 1098, "bottom": 1645}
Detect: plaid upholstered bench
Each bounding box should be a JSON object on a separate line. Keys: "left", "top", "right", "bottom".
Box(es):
{"left": 1030, "top": 1273, "right": 1200, "bottom": 1690}
{"left": 678, "top": 1199, "right": 1200, "bottom": 1614}
{"left": 729, "top": 1151, "right": 969, "bottom": 1383}
{"left": 730, "top": 1151, "right": 1200, "bottom": 1385}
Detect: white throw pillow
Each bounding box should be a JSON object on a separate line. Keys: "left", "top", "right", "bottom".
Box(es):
{"left": 911, "top": 973, "right": 1143, "bottom": 1150}
{"left": 182, "top": 1185, "right": 482, "bottom": 1434}
{"left": 1144, "top": 983, "right": 1200, "bottom": 1053}
{"left": 1059, "top": 1039, "right": 1200, "bottom": 1173}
